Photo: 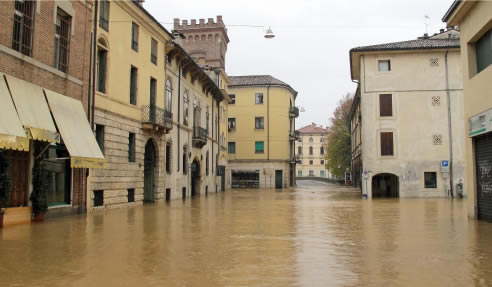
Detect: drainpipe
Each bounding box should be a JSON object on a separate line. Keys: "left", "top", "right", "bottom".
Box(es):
{"left": 445, "top": 50, "right": 454, "bottom": 198}
{"left": 267, "top": 85, "right": 270, "bottom": 160}
{"left": 177, "top": 65, "right": 181, "bottom": 172}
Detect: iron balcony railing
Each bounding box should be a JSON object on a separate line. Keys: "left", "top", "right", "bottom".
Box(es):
{"left": 142, "top": 105, "right": 173, "bottom": 128}
{"left": 193, "top": 126, "right": 208, "bottom": 141}
{"left": 289, "top": 106, "right": 300, "bottom": 118}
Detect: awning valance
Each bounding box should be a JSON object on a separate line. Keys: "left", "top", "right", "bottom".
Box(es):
{"left": 4, "top": 75, "right": 60, "bottom": 143}
{"left": 0, "top": 74, "right": 28, "bottom": 151}
{"left": 44, "top": 90, "right": 106, "bottom": 169}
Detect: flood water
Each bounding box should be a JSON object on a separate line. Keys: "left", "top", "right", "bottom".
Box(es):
{"left": 1, "top": 180, "right": 492, "bottom": 286}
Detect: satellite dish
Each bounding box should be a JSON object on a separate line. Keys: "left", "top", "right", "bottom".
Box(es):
{"left": 264, "top": 27, "right": 275, "bottom": 39}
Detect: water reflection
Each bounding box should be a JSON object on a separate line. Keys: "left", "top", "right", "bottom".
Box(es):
{"left": 1, "top": 180, "right": 492, "bottom": 286}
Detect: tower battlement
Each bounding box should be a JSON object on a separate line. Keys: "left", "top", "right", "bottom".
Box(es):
{"left": 174, "top": 16, "right": 225, "bottom": 30}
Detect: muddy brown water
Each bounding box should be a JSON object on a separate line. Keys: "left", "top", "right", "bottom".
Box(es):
{"left": 1, "top": 180, "right": 492, "bottom": 287}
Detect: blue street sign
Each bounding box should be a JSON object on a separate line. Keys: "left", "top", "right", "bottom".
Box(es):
{"left": 441, "top": 160, "right": 449, "bottom": 167}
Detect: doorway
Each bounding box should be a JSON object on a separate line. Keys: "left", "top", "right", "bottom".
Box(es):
{"left": 144, "top": 139, "right": 156, "bottom": 202}
{"left": 371, "top": 173, "right": 399, "bottom": 198}
{"left": 191, "top": 159, "right": 200, "bottom": 197}
{"left": 275, "top": 170, "right": 283, "bottom": 189}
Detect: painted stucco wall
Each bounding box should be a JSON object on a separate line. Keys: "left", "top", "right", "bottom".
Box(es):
{"left": 295, "top": 133, "right": 330, "bottom": 178}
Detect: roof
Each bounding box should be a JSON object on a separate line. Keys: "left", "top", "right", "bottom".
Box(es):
{"left": 350, "top": 36, "right": 460, "bottom": 81}
{"left": 296, "top": 124, "right": 327, "bottom": 134}
{"left": 442, "top": 0, "right": 461, "bottom": 22}
{"left": 228, "top": 75, "right": 298, "bottom": 96}
{"left": 130, "top": 1, "right": 174, "bottom": 39}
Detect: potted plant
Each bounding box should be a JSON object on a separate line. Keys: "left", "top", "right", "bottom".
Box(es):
{"left": 0, "top": 152, "right": 10, "bottom": 228}
{"left": 30, "top": 160, "right": 49, "bottom": 222}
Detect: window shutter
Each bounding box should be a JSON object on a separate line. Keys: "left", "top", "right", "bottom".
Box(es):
{"left": 379, "top": 94, "right": 392, "bottom": 117}
{"left": 380, "top": 132, "right": 394, "bottom": 156}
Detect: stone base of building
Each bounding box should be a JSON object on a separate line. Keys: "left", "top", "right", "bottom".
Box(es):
{"left": 226, "top": 160, "right": 292, "bottom": 189}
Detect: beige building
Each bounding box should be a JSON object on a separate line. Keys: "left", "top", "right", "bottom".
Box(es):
{"left": 227, "top": 76, "right": 298, "bottom": 189}
{"left": 349, "top": 29, "right": 465, "bottom": 198}
{"left": 89, "top": 1, "right": 226, "bottom": 209}
{"left": 295, "top": 123, "right": 330, "bottom": 178}
{"left": 443, "top": 1, "right": 492, "bottom": 221}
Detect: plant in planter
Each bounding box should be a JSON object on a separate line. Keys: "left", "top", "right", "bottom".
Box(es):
{"left": 0, "top": 152, "right": 10, "bottom": 228}
{"left": 30, "top": 160, "right": 49, "bottom": 222}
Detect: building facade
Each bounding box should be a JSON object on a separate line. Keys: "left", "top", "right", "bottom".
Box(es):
{"left": 349, "top": 30, "right": 465, "bottom": 198}
{"left": 227, "top": 76, "right": 298, "bottom": 189}
{"left": 89, "top": 1, "right": 226, "bottom": 210}
{"left": 444, "top": 0, "right": 492, "bottom": 221}
{"left": 0, "top": 0, "right": 104, "bottom": 224}
{"left": 295, "top": 123, "right": 330, "bottom": 178}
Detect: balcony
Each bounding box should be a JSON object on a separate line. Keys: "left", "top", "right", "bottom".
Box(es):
{"left": 289, "top": 106, "right": 299, "bottom": 118}
{"left": 289, "top": 130, "right": 301, "bottom": 141}
{"left": 291, "top": 155, "right": 302, "bottom": 165}
{"left": 142, "top": 105, "right": 173, "bottom": 133}
{"left": 192, "top": 126, "right": 208, "bottom": 148}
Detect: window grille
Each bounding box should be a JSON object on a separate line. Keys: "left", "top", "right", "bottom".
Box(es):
{"left": 12, "top": 0, "right": 35, "bottom": 56}
{"left": 93, "top": 190, "right": 104, "bottom": 207}
{"left": 54, "top": 9, "right": 71, "bottom": 73}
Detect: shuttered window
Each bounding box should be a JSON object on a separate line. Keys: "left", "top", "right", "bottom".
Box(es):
{"left": 379, "top": 94, "right": 392, "bottom": 117}
{"left": 151, "top": 38, "right": 157, "bottom": 64}
{"left": 130, "top": 66, "right": 137, "bottom": 105}
{"left": 97, "top": 48, "right": 107, "bottom": 93}
{"left": 255, "top": 141, "right": 264, "bottom": 153}
{"left": 128, "top": 133, "right": 136, "bottom": 162}
{"left": 99, "top": 0, "right": 109, "bottom": 31}
{"left": 228, "top": 142, "right": 236, "bottom": 154}
{"left": 380, "top": 132, "right": 394, "bottom": 156}
{"left": 476, "top": 29, "right": 492, "bottom": 74}
{"left": 131, "top": 22, "right": 139, "bottom": 51}
{"left": 255, "top": 117, "right": 264, "bottom": 129}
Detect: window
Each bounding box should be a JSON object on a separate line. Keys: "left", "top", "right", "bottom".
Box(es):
{"left": 424, "top": 172, "right": 437, "bottom": 188}
{"left": 54, "top": 9, "right": 71, "bottom": 73}
{"left": 183, "top": 145, "right": 187, "bottom": 174}
{"left": 166, "top": 188, "right": 171, "bottom": 201}
{"left": 128, "top": 133, "right": 136, "bottom": 162}
{"left": 183, "top": 93, "right": 189, "bottom": 126}
{"left": 378, "top": 60, "right": 391, "bottom": 72}
{"left": 97, "top": 47, "right": 107, "bottom": 93}
{"left": 149, "top": 78, "right": 156, "bottom": 121}
{"left": 320, "top": 137, "right": 324, "bottom": 143}
{"left": 206, "top": 151, "right": 209, "bottom": 175}
{"left": 95, "top": 124, "right": 105, "bottom": 153}
{"left": 379, "top": 94, "right": 392, "bottom": 117}
{"left": 94, "top": 190, "right": 104, "bottom": 207}
{"left": 476, "top": 29, "right": 492, "bottom": 74}
{"left": 255, "top": 93, "right": 264, "bottom": 104}
{"left": 166, "top": 80, "right": 172, "bottom": 112}
{"left": 166, "top": 142, "right": 172, "bottom": 173}
{"left": 255, "top": 117, "right": 264, "bottom": 129}
{"left": 255, "top": 141, "right": 264, "bottom": 153}
{"left": 131, "top": 22, "right": 139, "bottom": 51}
{"left": 206, "top": 106, "right": 210, "bottom": 131}
{"left": 99, "top": 0, "right": 109, "bottom": 31}
{"left": 320, "top": 170, "right": 325, "bottom": 177}
{"left": 309, "top": 137, "right": 313, "bottom": 143}
{"left": 230, "top": 94, "right": 236, "bottom": 104}
{"left": 298, "top": 170, "right": 302, "bottom": 177}
{"left": 130, "top": 66, "right": 137, "bottom": 105}
{"left": 320, "top": 146, "right": 324, "bottom": 155}
{"left": 380, "top": 132, "right": 394, "bottom": 156}
{"left": 298, "top": 146, "right": 302, "bottom": 154}
{"left": 309, "top": 170, "right": 314, "bottom": 177}
{"left": 128, "top": 189, "right": 135, "bottom": 202}
{"left": 309, "top": 160, "right": 313, "bottom": 165}
{"left": 228, "top": 142, "right": 236, "bottom": 154}
{"left": 321, "top": 160, "right": 325, "bottom": 165}
{"left": 12, "top": 0, "right": 35, "bottom": 57}
{"left": 151, "top": 38, "right": 157, "bottom": 64}
{"left": 228, "top": 118, "right": 236, "bottom": 131}
{"left": 309, "top": 146, "right": 313, "bottom": 155}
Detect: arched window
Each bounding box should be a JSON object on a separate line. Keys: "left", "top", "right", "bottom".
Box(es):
{"left": 207, "top": 34, "right": 212, "bottom": 41}
{"left": 183, "top": 92, "right": 189, "bottom": 125}
{"left": 309, "top": 137, "right": 313, "bottom": 143}
{"left": 298, "top": 146, "right": 302, "bottom": 154}
{"left": 201, "top": 34, "right": 206, "bottom": 41}
{"left": 309, "top": 146, "right": 313, "bottom": 155}
{"left": 96, "top": 38, "right": 108, "bottom": 94}
{"left": 166, "top": 79, "right": 172, "bottom": 112}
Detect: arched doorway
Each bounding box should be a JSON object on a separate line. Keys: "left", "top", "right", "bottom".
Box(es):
{"left": 191, "top": 159, "right": 200, "bottom": 197}
{"left": 371, "top": 173, "right": 399, "bottom": 198}
{"left": 144, "top": 139, "right": 157, "bottom": 202}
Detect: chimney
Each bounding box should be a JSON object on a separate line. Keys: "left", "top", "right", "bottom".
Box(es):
{"left": 136, "top": 0, "right": 144, "bottom": 5}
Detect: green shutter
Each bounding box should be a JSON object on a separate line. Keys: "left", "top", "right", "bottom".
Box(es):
{"left": 255, "top": 141, "right": 264, "bottom": 152}
{"left": 477, "top": 30, "right": 492, "bottom": 73}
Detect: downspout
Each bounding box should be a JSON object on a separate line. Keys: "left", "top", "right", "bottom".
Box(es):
{"left": 267, "top": 85, "right": 270, "bottom": 160}
{"left": 177, "top": 65, "right": 181, "bottom": 172}
{"left": 90, "top": 0, "right": 98, "bottom": 131}
{"left": 445, "top": 50, "right": 454, "bottom": 198}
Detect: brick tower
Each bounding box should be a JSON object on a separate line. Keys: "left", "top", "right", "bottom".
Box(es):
{"left": 173, "top": 16, "right": 230, "bottom": 70}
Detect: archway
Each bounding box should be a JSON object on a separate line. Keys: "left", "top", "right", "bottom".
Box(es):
{"left": 191, "top": 159, "right": 200, "bottom": 197}
{"left": 371, "top": 173, "right": 399, "bottom": 198}
{"left": 144, "top": 139, "right": 157, "bottom": 202}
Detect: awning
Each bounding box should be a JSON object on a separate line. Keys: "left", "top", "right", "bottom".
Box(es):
{"left": 0, "top": 74, "right": 29, "bottom": 151}
{"left": 4, "top": 75, "right": 60, "bottom": 143}
{"left": 44, "top": 90, "right": 106, "bottom": 169}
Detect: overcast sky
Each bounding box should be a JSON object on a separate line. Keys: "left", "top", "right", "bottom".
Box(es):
{"left": 145, "top": 0, "right": 455, "bottom": 128}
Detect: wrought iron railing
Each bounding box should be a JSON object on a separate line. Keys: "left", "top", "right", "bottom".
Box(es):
{"left": 193, "top": 126, "right": 208, "bottom": 140}
{"left": 289, "top": 106, "right": 300, "bottom": 118}
{"left": 142, "top": 105, "right": 173, "bottom": 127}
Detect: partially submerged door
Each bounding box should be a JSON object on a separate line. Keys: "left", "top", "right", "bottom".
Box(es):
{"left": 275, "top": 170, "right": 283, "bottom": 189}
{"left": 144, "top": 140, "right": 156, "bottom": 202}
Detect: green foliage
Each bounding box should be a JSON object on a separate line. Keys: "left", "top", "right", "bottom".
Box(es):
{"left": 0, "top": 152, "right": 10, "bottom": 210}
{"left": 30, "top": 160, "right": 49, "bottom": 215}
{"left": 325, "top": 93, "right": 353, "bottom": 178}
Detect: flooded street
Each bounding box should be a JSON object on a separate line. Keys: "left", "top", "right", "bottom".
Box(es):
{"left": 2, "top": 180, "right": 492, "bottom": 287}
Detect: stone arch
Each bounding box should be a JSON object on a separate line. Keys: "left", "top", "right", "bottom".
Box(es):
{"left": 195, "top": 35, "right": 199, "bottom": 42}
{"left": 201, "top": 34, "right": 206, "bottom": 41}
{"left": 371, "top": 173, "right": 399, "bottom": 198}
{"left": 144, "top": 138, "right": 159, "bottom": 202}
{"left": 214, "top": 34, "right": 219, "bottom": 42}
{"left": 207, "top": 34, "right": 213, "bottom": 41}
{"left": 191, "top": 157, "right": 201, "bottom": 197}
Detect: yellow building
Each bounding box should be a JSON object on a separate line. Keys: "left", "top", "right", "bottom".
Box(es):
{"left": 227, "top": 76, "right": 298, "bottom": 189}
{"left": 295, "top": 123, "right": 330, "bottom": 178}
{"left": 89, "top": 1, "right": 226, "bottom": 209}
{"left": 443, "top": 0, "right": 492, "bottom": 221}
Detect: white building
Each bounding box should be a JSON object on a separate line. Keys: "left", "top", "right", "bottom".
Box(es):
{"left": 295, "top": 123, "right": 330, "bottom": 178}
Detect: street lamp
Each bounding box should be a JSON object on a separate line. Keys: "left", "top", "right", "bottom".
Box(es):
{"left": 264, "top": 27, "right": 275, "bottom": 39}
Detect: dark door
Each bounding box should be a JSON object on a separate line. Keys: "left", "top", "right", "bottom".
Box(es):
{"left": 275, "top": 170, "right": 283, "bottom": 189}
{"left": 476, "top": 133, "right": 492, "bottom": 222}
{"left": 144, "top": 140, "right": 156, "bottom": 202}
{"left": 149, "top": 78, "right": 156, "bottom": 122}
{"left": 191, "top": 160, "right": 200, "bottom": 197}
{"left": 221, "top": 166, "right": 226, "bottom": 192}
{"left": 7, "top": 151, "right": 30, "bottom": 207}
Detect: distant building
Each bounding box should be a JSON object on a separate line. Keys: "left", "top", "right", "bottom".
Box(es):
{"left": 295, "top": 123, "right": 330, "bottom": 179}
{"left": 349, "top": 29, "right": 465, "bottom": 198}
{"left": 443, "top": 0, "right": 492, "bottom": 221}
{"left": 227, "top": 75, "right": 298, "bottom": 189}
